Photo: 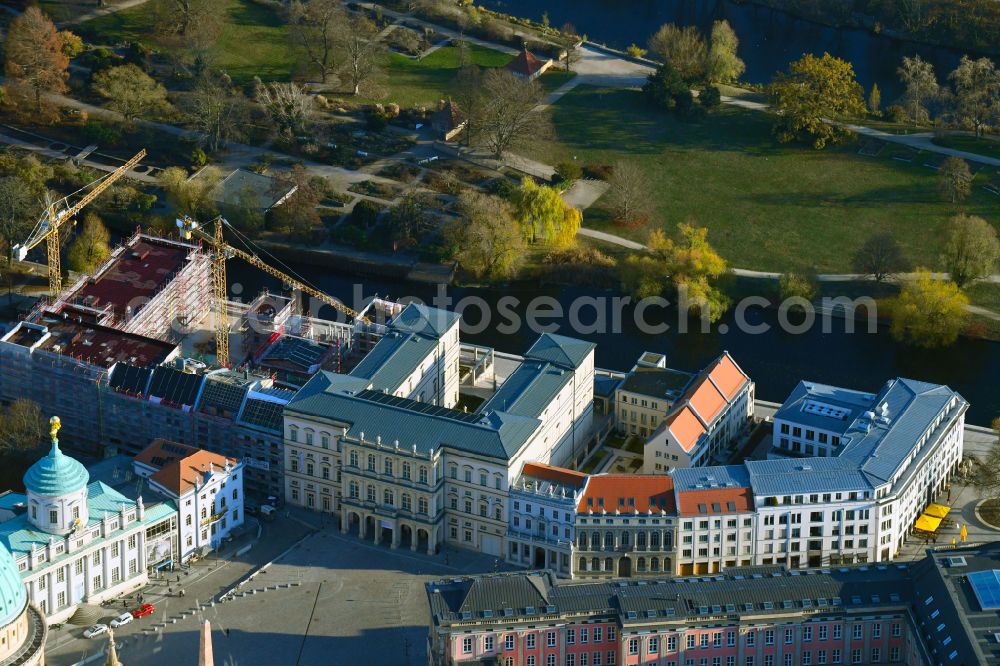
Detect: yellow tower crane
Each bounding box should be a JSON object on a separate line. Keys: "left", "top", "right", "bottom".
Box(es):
{"left": 176, "top": 216, "right": 368, "bottom": 368}
{"left": 14, "top": 149, "right": 147, "bottom": 296}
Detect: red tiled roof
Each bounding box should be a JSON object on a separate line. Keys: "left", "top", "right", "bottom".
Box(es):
{"left": 577, "top": 474, "right": 675, "bottom": 514}
{"left": 506, "top": 48, "right": 547, "bottom": 77}
{"left": 676, "top": 487, "right": 754, "bottom": 516}
{"left": 135, "top": 439, "right": 237, "bottom": 497}
{"left": 522, "top": 462, "right": 588, "bottom": 488}
{"left": 664, "top": 406, "right": 705, "bottom": 452}
{"left": 662, "top": 352, "right": 749, "bottom": 449}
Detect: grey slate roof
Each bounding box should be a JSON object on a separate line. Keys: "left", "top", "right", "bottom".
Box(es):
{"left": 619, "top": 367, "right": 693, "bottom": 401}
{"left": 771, "top": 380, "right": 875, "bottom": 437}
{"left": 479, "top": 359, "right": 573, "bottom": 420}
{"left": 745, "top": 457, "right": 874, "bottom": 495}
{"left": 285, "top": 371, "right": 540, "bottom": 460}
{"left": 524, "top": 332, "right": 595, "bottom": 370}
{"left": 428, "top": 562, "right": 916, "bottom": 626}
{"left": 671, "top": 465, "right": 751, "bottom": 492}
{"left": 349, "top": 303, "right": 459, "bottom": 393}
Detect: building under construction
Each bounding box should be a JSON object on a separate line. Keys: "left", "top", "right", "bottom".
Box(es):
{"left": 0, "top": 232, "right": 392, "bottom": 498}
{"left": 48, "top": 231, "right": 212, "bottom": 342}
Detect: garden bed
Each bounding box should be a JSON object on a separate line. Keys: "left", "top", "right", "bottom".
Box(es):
{"left": 347, "top": 179, "right": 404, "bottom": 200}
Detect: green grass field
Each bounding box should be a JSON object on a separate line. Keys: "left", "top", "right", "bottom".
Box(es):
{"left": 528, "top": 86, "right": 999, "bottom": 273}
{"left": 374, "top": 45, "right": 512, "bottom": 107}
{"left": 932, "top": 134, "right": 1000, "bottom": 159}
{"left": 78, "top": 0, "right": 297, "bottom": 86}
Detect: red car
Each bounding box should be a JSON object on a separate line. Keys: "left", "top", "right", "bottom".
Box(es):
{"left": 131, "top": 603, "right": 155, "bottom": 619}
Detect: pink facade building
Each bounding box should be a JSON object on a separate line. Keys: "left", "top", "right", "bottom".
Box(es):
{"left": 425, "top": 542, "right": 1000, "bottom": 666}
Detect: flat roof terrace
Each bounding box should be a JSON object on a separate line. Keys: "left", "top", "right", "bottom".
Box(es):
{"left": 14, "top": 316, "right": 177, "bottom": 368}
{"left": 61, "top": 237, "right": 195, "bottom": 324}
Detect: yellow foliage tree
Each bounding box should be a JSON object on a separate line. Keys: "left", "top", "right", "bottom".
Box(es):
{"left": 890, "top": 270, "right": 969, "bottom": 347}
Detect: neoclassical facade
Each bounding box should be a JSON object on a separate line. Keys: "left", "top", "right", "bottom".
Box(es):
{"left": 0, "top": 417, "right": 177, "bottom": 624}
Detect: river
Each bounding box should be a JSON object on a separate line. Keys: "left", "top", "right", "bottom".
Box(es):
{"left": 229, "top": 260, "right": 1000, "bottom": 425}
{"left": 478, "top": 0, "right": 992, "bottom": 99}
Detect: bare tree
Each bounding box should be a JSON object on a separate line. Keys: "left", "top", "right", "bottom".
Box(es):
{"left": 288, "top": 0, "right": 344, "bottom": 84}
{"left": 479, "top": 69, "right": 545, "bottom": 159}
{"left": 0, "top": 399, "right": 47, "bottom": 456}
{"left": 948, "top": 55, "right": 1000, "bottom": 136}
{"left": 254, "top": 80, "right": 314, "bottom": 139}
{"left": 0, "top": 176, "right": 38, "bottom": 305}
{"left": 647, "top": 23, "right": 707, "bottom": 81}
{"left": 338, "top": 14, "right": 384, "bottom": 95}
{"left": 897, "top": 55, "right": 939, "bottom": 125}
{"left": 852, "top": 232, "right": 910, "bottom": 282}
{"left": 152, "top": 0, "right": 222, "bottom": 39}
{"left": 185, "top": 73, "right": 250, "bottom": 151}
{"left": 605, "top": 160, "right": 653, "bottom": 227}
{"left": 938, "top": 156, "right": 972, "bottom": 203}
{"left": 561, "top": 23, "right": 581, "bottom": 72}
{"left": 454, "top": 64, "right": 484, "bottom": 146}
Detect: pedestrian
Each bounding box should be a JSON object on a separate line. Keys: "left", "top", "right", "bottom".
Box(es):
{"left": 226, "top": 628, "right": 230, "bottom": 638}
{"left": 444, "top": 554, "right": 449, "bottom": 565}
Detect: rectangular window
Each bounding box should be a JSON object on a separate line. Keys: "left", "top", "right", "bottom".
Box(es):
{"left": 485, "top": 636, "right": 494, "bottom": 652}
{"left": 505, "top": 635, "right": 514, "bottom": 651}
{"left": 548, "top": 632, "right": 557, "bottom": 648}
{"left": 568, "top": 629, "right": 576, "bottom": 645}
{"left": 526, "top": 635, "right": 535, "bottom": 650}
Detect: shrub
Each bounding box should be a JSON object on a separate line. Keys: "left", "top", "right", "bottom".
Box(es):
{"left": 626, "top": 44, "right": 647, "bottom": 59}
{"left": 700, "top": 85, "right": 721, "bottom": 109}
{"left": 191, "top": 148, "right": 208, "bottom": 168}
{"left": 555, "top": 160, "right": 583, "bottom": 183}
{"left": 485, "top": 176, "right": 518, "bottom": 200}
{"left": 583, "top": 163, "right": 614, "bottom": 180}
{"left": 885, "top": 104, "right": 908, "bottom": 124}
{"left": 350, "top": 199, "right": 382, "bottom": 228}
{"left": 83, "top": 120, "right": 121, "bottom": 146}
{"left": 778, "top": 272, "right": 819, "bottom": 303}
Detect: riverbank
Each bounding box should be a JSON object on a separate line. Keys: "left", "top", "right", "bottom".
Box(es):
{"left": 255, "top": 241, "right": 456, "bottom": 284}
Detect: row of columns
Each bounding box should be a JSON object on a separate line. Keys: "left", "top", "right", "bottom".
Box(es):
{"left": 340, "top": 508, "right": 438, "bottom": 555}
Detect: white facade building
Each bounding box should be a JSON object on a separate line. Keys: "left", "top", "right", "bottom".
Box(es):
{"left": 133, "top": 439, "right": 244, "bottom": 563}
{"left": 0, "top": 418, "right": 177, "bottom": 623}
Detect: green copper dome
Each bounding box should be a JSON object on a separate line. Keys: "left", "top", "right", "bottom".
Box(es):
{"left": 0, "top": 543, "right": 25, "bottom": 628}
{"left": 23, "top": 418, "right": 89, "bottom": 497}
{"left": 0, "top": 544, "right": 28, "bottom": 627}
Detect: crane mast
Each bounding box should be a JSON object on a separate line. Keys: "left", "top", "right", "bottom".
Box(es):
{"left": 176, "top": 216, "right": 367, "bottom": 368}
{"left": 15, "top": 149, "right": 147, "bottom": 296}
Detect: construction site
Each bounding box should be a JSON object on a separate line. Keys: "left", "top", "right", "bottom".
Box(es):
{"left": 0, "top": 221, "right": 401, "bottom": 499}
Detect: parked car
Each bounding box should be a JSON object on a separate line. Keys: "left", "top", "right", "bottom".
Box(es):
{"left": 260, "top": 504, "right": 276, "bottom": 520}
{"left": 131, "top": 603, "right": 156, "bottom": 618}
{"left": 84, "top": 624, "right": 109, "bottom": 639}
{"left": 110, "top": 612, "right": 133, "bottom": 628}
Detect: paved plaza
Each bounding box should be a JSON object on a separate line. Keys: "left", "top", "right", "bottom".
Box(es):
{"left": 45, "top": 514, "right": 514, "bottom": 666}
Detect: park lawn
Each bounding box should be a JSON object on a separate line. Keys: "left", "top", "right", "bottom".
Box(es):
{"left": 374, "top": 44, "right": 512, "bottom": 108}
{"left": 538, "top": 69, "right": 577, "bottom": 94}
{"left": 78, "top": 0, "right": 296, "bottom": 86}
{"left": 932, "top": 134, "right": 1000, "bottom": 160}
{"left": 527, "top": 85, "right": 999, "bottom": 273}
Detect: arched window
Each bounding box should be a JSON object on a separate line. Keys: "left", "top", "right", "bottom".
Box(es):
{"left": 418, "top": 497, "right": 428, "bottom": 515}
{"left": 494, "top": 473, "right": 503, "bottom": 490}
{"left": 494, "top": 506, "right": 502, "bottom": 521}
{"left": 449, "top": 464, "right": 458, "bottom": 479}
{"left": 419, "top": 467, "right": 428, "bottom": 484}
{"left": 401, "top": 494, "right": 412, "bottom": 511}
{"left": 651, "top": 532, "right": 660, "bottom": 549}
{"left": 384, "top": 458, "right": 393, "bottom": 476}
{"left": 304, "top": 429, "right": 314, "bottom": 446}
{"left": 289, "top": 426, "right": 298, "bottom": 442}
{"left": 621, "top": 531, "right": 631, "bottom": 547}
{"left": 578, "top": 533, "right": 588, "bottom": 549}
{"left": 383, "top": 489, "right": 394, "bottom": 506}
{"left": 349, "top": 451, "right": 358, "bottom": 468}
{"left": 651, "top": 557, "right": 660, "bottom": 572}
{"left": 320, "top": 432, "right": 330, "bottom": 449}
{"left": 579, "top": 557, "right": 587, "bottom": 572}
{"left": 605, "top": 532, "right": 614, "bottom": 549}
{"left": 637, "top": 532, "right": 647, "bottom": 549}
{"left": 605, "top": 557, "right": 614, "bottom": 572}
{"left": 591, "top": 531, "right": 600, "bottom": 549}
{"left": 367, "top": 454, "right": 376, "bottom": 471}
{"left": 637, "top": 557, "right": 647, "bottom": 572}
{"left": 349, "top": 481, "right": 359, "bottom": 499}
{"left": 366, "top": 484, "right": 375, "bottom": 502}
{"left": 591, "top": 557, "right": 600, "bottom": 571}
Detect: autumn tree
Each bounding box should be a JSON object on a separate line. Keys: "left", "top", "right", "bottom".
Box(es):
{"left": 605, "top": 160, "right": 652, "bottom": 227}
{"left": 152, "top": 0, "right": 222, "bottom": 41}
{"left": 869, "top": 83, "right": 882, "bottom": 116}
{"left": 184, "top": 72, "right": 250, "bottom": 152}
{"left": 288, "top": 0, "right": 343, "bottom": 84}
{"left": 339, "top": 14, "right": 384, "bottom": 96}
{"left": 938, "top": 156, "right": 972, "bottom": 203}
{"left": 974, "top": 419, "right": 1000, "bottom": 498}
{"left": 890, "top": 270, "right": 968, "bottom": 347}
{"left": 707, "top": 20, "right": 744, "bottom": 84}
{"left": 621, "top": 223, "right": 729, "bottom": 322}
{"left": 852, "top": 231, "right": 910, "bottom": 282}
{"left": 92, "top": 64, "right": 171, "bottom": 124}
{"left": 770, "top": 53, "right": 866, "bottom": 149}
{"left": 444, "top": 190, "right": 525, "bottom": 280}
{"left": 0, "top": 176, "right": 37, "bottom": 304}
{"left": 66, "top": 213, "right": 111, "bottom": 274}
{"left": 948, "top": 56, "right": 1000, "bottom": 136}
{"left": 647, "top": 23, "right": 707, "bottom": 82}
{"left": 897, "top": 55, "right": 939, "bottom": 125}
{"left": 0, "top": 400, "right": 47, "bottom": 456}
{"left": 255, "top": 80, "right": 314, "bottom": 139}
{"left": 778, "top": 272, "right": 819, "bottom": 303}
{"left": 479, "top": 69, "right": 545, "bottom": 159}
{"left": 942, "top": 213, "right": 1000, "bottom": 288}
{"left": 513, "top": 177, "right": 580, "bottom": 248}
{"left": 158, "top": 166, "right": 220, "bottom": 219}
{"left": 3, "top": 7, "right": 69, "bottom": 111}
